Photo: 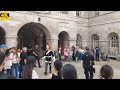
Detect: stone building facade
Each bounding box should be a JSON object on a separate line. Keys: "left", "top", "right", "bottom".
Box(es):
{"left": 0, "top": 11, "right": 120, "bottom": 56}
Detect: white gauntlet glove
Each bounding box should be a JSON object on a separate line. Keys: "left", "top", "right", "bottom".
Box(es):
{"left": 53, "top": 56, "right": 55, "bottom": 62}
{"left": 42, "top": 56, "right": 46, "bottom": 60}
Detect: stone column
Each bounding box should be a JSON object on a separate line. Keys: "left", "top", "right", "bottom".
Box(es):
{"left": 39, "top": 33, "right": 43, "bottom": 49}
{"left": 99, "top": 40, "right": 108, "bottom": 54}
{"left": 119, "top": 40, "right": 120, "bottom": 55}
{"left": 69, "top": 38, "right": 76, "bottom": 49}
{"left": 5, "top": 35, "right": 17, "bottom": 48}
{"left": 82, "top": 40, "right": 90, "bottom": 48}
{"left": 50, "top": 37, "right": 58, "bottom": 51}
{"left": 117, "top": 40, "right": 120, "bottom": 60}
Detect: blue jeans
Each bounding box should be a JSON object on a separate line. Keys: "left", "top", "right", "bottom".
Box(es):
{"left": 79, "top": 53, "right": 83, "bottom": 61}
{"left": 2, "top": 68, "right": 4, "bottom": 74}
{"left": 19, "top": 65, "right": 25, "bottom": 78}
{"left": 11, "top": 63, "right": 19, "bottom": 79}
{"left": 70, "top": 54, "right": 73, "bottom": 60}
{"left": 96, "top": 53, "right": 99, "bottom": 61}
{"left": 65, "top": 56, "right": 68, "bottom": 62}
{"left": 7, "top": 69, "right": 11, "bottom": 75}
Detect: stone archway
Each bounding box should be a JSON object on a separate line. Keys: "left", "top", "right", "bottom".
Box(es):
{"left": 58, "top": 31, "right": 69, "bottom": 48}
{"left": 17, "top": 22, "right": 51, "bottom": 56}
{"left": 0, "top": 26, "right": 6, "bottom": 45}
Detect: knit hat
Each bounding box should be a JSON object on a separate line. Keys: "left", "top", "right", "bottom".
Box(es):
{"left": 0, "top": 44, "right": 7, "bottom": 49}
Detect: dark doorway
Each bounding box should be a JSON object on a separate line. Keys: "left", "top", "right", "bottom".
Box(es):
{"left": 58, "top": 31, "right": 69, "bottom": 48}
{"left": 17, "top": 22, "right": 50, "bottom": 52}
{"left": 0, "top": 27, "right": 6, "bottom": 45}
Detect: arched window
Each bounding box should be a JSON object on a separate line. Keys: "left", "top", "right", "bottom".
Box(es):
{"left": 76, "top": 34, "right": 82, "bottom": 47}
{"left": 110, "top": 35, "right": 118, "bottom": 47}
{"left": 108, "top": 33, "right": 119, "bottom": 55}
{"left": 95, "top": 11, "right": 99, "bottom": 16}
{"left": 76, "top": 11, "right": 81, "bottom": 16}
{"left": 92, "top": 34, "right": 99, "bottom": 47}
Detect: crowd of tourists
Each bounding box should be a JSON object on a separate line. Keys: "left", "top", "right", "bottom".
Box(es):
{"left": 57, "top": 45, "right": 101, "bottom": 62}
{"left": 0, "top": 44, "right": 114, "bottom": 79}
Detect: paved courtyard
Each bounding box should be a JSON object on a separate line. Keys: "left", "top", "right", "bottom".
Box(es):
{"left": 34, "top": 59, "right": 120, "bottom": 79}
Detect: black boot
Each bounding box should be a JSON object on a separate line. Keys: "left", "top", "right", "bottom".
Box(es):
{"left": 44, "top": 72, "right": 47, "bottom": 75}
{"left": 39, "top": 66, "right": 42, "bottom": 68}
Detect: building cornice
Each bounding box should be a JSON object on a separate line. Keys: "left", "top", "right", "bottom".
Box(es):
{"left": 7, "top": 11, "right": 120, "bottom": 27}
{"left": 88, "top": 11, "right": 117, "bottom": 19}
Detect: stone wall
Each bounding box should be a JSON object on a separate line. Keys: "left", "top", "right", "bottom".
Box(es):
{"left": 0, "top": 11, "right": 120, "bottom": 55}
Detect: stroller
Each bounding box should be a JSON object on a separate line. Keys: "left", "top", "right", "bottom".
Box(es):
{"left": 100, "top": 52, "right": 109, "bottom": 61}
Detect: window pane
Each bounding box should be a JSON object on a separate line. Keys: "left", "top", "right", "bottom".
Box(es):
{"left": 93, "top": 35, "right": 99, "bottom": 47}
{"left": 110, "top": 35, "right": 118, "bottom": 47}
{"left": 60, "top": 11, "right": 68, "bottom": 14}
{"left": 76, "top": 11, "right": 81, "bottom": 16}
{"left": 111, "top": 44, "right": 113, "bottom": 47}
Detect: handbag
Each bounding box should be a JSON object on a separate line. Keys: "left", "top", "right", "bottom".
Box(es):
{"left": 4, "top": 60, "right": 12, "bottom": 70}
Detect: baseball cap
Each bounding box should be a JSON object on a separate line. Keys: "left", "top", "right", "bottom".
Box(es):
{"left": 0, "top": 44, "right": 7, "bottom": 49}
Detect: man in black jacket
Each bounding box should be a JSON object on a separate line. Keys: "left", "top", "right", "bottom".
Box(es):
{"left": 71, "top": 45, "right": 75, "bottom": 61}
{"left": 19, "top": 47, "right": 28, "bottom": 79}
{"left": 82, "top": 47, "right": 95, "bottom": 79}
{"left": 33, "top": 44, "right": 42, "bottom": 68}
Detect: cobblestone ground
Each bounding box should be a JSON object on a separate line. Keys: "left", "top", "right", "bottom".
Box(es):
{"left": 34, "top": 59, "right": 120, "bottom": 79}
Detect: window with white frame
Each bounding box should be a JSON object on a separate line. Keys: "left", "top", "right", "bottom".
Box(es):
{"left": 76, "top": 34, "right": 82, "bottom": 47}
{"left": 95, "top": 11, "right": 99, "bottom": 16}
{"left": 92, "top": 35, "right": 99, "bottom": 47}
{"left": 110, "top": 35, "right": 118, "bottom": 47}
{"left": 76, "top": 11, "right": 81, "bottom": 16}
